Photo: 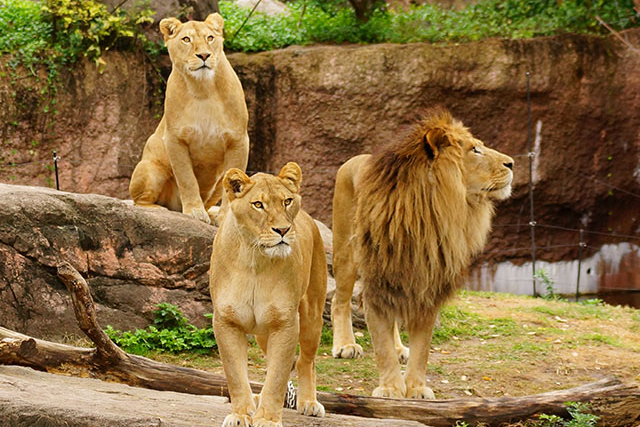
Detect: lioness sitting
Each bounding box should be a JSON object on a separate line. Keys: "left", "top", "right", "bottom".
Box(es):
{"left": 331, "top": 107, "right": 514, "bottom": 399}
{"left": 210, "top": 163, "right": 326, "bottom": 427}
{"left": 129, "top": 13, "right": 249, "bottom": 224}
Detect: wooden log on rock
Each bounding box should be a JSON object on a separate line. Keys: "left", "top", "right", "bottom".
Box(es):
{"left": 0, "top": 262, "right": 638, "bottom": 427}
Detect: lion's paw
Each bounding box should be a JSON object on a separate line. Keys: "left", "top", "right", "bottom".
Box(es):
{"left": 297, "top": 400, "right": 325, "bottom": 417}
{"left": 251, "top": 418, "right": 283, "bottom": 427}
{"left": 332, "top": 343, "right": 363, "bottom": 359}
{"left": 222, "top": 413, "right": 252, "bottom": 427}
{"left": 185, "top": 205, "right": 211, "bottom": 224}
{"left": 406, "top": 385, "right": 435, "bottom": 400}
{"left": 396, "top": 345, "right": 410, "bottom": 364}
{"left": 372, "top": 385, "right": 405, "bottom": 399}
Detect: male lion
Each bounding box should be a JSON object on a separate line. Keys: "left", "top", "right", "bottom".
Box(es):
{"left": 331, "top": 107, "right": 514, "bottom": 399}
{"left": 129, "top": 13, "right": 249, "bottom": 224}
{"left": 210, "top": 163, "right": 326, "bottom": 427}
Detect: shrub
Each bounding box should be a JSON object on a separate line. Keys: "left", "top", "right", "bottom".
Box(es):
{"left": 105, "top": 303, "right": 217, "bottom": 355}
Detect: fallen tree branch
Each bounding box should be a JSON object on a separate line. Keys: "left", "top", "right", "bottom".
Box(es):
{"left": 0, "top": 262, "right": 638, "bottom": 427}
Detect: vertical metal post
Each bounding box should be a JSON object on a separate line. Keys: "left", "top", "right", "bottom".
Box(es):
{"left": 526, "top": 72, "right": 537, "bottom": 297}
{"left": 53, "top": 150, "right": 60, "bottom": 191}
{"left": 576, "top": 229, "right": 584, "bottom": 301}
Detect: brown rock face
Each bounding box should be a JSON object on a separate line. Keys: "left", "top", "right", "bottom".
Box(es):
{"left": 0, "top": 185, "right": 216, "bottom": 338}
{"left": 1, "top": 30, "right": 639, "bottom": 289}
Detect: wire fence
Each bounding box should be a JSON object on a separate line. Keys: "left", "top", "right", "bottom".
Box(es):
{"left": 3, "top": 73, "right": 639, "bottom": 299}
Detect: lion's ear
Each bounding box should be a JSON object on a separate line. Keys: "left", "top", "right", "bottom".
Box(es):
{"left": 224, "top": 168, "right": 252, "bottom": 200}
{"left": 278, "top": 162, "right": 302, "bottom": 193}
{"left": 424, "top": 128, "right": 448, "bottom": 159}
{"left": 159, "top": 17, "right": 182, "bottom": 41}
{"left": 205, "top": 13, "right": 224, "bottom": 33}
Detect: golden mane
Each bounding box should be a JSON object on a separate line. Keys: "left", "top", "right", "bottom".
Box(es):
{"left": 355, "top": 107, "right": 495, "bottom": 320}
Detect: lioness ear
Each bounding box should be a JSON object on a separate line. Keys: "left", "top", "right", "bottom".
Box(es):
{"left": 159, "top": 17, "right": 182, "bottom": 41}
{"left": 424, "top": 128, "right": 448, "bottom": 159}
{"left": 205, "top": 13, "right": 224, "bottom": 33}
{"left": 223, "top": 168, "right": 252, "bottom": 200}
{"left": 278, "top": 162, "right": 302, "bottom": 193}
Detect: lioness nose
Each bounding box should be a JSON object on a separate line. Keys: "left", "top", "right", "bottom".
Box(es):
{"left": 273, "top": 227, "right": 290, "bottom": 237}
{"left": 196, "top": 53, "right": 210, "bottom": 61}
{"left": 504, "top": 162, "right": 513, "bottom": 170}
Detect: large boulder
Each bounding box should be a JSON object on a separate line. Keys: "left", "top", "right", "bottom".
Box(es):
{"left": 0, "top": 184, "right": 216, "bottom": 338}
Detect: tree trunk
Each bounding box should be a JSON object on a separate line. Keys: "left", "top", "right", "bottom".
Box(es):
{"left": 0, "top": 262, "right": 638, "bottom": 427}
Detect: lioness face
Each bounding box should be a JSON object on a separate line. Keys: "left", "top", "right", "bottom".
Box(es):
{"left": 462, "top": 135, "right": 514, "bottom": 200}
{"left": 223, "top": 163, "right": 303, "bottom": 258}
{"left": 159, "top": 14, "right": 224, "bottom": 80}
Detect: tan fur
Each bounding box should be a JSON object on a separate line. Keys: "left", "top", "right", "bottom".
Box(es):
{"left": 129, "top": 13, "right": 249, "bottom": 224}
{"left": 331, "top": 107, "right": 514, "bottom": 399}
{"left": 210, "top": 163, "right": 327, "bottom": 427}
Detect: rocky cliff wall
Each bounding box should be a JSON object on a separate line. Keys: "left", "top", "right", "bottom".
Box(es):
{"left": 2, "top": 30, "right": 639, "bottom": 294}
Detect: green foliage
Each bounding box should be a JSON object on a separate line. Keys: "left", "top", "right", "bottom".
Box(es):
{"left": 538, "top": 402, "right": 599, "bottom": 427}
{"left": 220, "top": 0, "right": 639, "bottom": 52}
{"left": 535, "top": 268, "right": 562, "bottom": 301}
{"left": 432, "top": 305, "right": 518, "bottom": 344}
{"left": 105, "top": 303, "right": 216, "bottom": 355}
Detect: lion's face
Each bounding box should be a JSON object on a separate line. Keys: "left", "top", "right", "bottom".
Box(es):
{"left": 159, "top": 14, "right": 224, "bottom": 80}
{"left": 424, "top": 113, "right": 514, "bottom": 201}
{"left": 461, "top": 137, "right": 514, "bottom": 200}
{"left": 223, "top": 163, "right": 303, "bottom": 258}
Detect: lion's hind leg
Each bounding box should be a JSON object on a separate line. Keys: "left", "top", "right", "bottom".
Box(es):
{"left": 403, "top": 309, "right": 438, "bottom": 399}
{"left": 393, "top": 321, "right": 410, "bottom": 364}
{"left": 129, "top": 159, "right": 171, "bottom": 209}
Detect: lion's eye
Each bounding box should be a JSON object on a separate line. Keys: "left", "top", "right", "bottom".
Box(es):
{"left": 472, "top": 147, "right": 481, "bottom": 154}
{"left": 252, "top": 201, "right": 263, "bottom": 209}
{"left": 207, "top": 35, "right": 214, "bottom": 42}
{"left": 284, "top": 198, "right": 293, "bottom": 206}
{"left": 181, "top": 36, "right": 191, "bottom": 43}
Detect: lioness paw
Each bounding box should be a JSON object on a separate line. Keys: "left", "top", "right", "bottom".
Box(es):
{"left": 332, "top": 343, "right": 363, "bottom": 359}
{"left": 297, "top": 400, "right": 325, "bottom": 417}
{"left": 222, "top": 413, "right": 252, "bottom": 427}
{"left": 185, "top": 205, "right": 211, "bottom": 224}
{"left": 372, "top": 385, "right": 405, "bottom": 398}
{"left": 406, "top": 385, "right": 435, "bottom": 400}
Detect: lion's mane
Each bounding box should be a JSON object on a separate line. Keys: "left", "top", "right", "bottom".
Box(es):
{"left": 355, "top": 107, "right": 495, "bottom": 320}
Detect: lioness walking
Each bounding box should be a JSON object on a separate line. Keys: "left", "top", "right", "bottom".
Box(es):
{"left": 210, "top": 163, "right": 326, "bottom": 427}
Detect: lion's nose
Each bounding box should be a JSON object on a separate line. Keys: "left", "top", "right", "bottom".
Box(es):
{"left": 196, "top": 53, "right": 210, "bottom": 61}
{"left": 273, "top": 227, "right": 290, "bottom": 237}
{"left": 504, "top": 162, "right": 513, "bottom": 170}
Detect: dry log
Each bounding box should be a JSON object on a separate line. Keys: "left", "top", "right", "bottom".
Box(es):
{"left": 0, "top": 262, "right": 639, "bottom": 427}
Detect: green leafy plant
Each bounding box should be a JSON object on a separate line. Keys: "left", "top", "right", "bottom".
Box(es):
{"left": 534, "top": 268, "right": 562, "bottom": 301}
{"left": 105, "top": 303, "right": 216, "bottom": 355}
{"left": 219, "top": 0, "right": 639, "bottom": 52}
{"left": 537, "top": 402, "right": 599, "bottom": 427}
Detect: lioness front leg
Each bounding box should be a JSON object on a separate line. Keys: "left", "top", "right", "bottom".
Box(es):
{"left": 365, "top": 303, "right": 405, "bottom": 398}
{"left": 252, "top": 321, "right": 298, "bottom": 427}
{"left": 404, "top": 309, "right": 438, "bottom": 399}
{"left": 163, "top": 134, "right": 210, "bottom": 224}
{"left": 213, "top": 319, "right": 255, "bottom": 427}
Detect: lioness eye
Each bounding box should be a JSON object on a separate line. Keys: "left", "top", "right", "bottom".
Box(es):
{"left": 252, "top": 201, "right": 263, "bottom": 209}
{"left": 284, "top": 198, "right": 293, "bottom": 206}
{"left": 207, "top": 35, "right": 214, "bottom": 42}
{"left": 182, "top": 36, "right": 191, "bottom": 43}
